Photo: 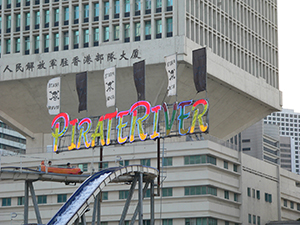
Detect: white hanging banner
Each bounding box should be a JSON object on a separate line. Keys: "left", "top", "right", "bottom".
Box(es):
{"left": 47, "top": 77, "right": 61, "bottom": 115}
{"left": 165, "top": 54, "right": 177, "bottom": 96}
{"left": 104, "top": 67, "right": 116, "bottom": 107}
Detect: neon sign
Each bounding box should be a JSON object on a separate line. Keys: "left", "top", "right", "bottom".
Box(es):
{"left": 51, "top": 99, "right": 209, "bottom": 152}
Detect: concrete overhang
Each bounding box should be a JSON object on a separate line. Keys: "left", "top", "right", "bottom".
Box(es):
{"left": 0, "top": 36, "right": 281, "bottom": 147}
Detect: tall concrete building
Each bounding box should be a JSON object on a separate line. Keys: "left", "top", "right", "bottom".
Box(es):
{"left": 0, "top": 121, "right": 26, "bottom": 155}
{"left": 240, "top": 120, "right": 280, "bottom": 166}
{"left": 265, "top": 109, "right": 300, "bottom": 174}
{"left": 0, "top": 0, "right": 287, "bottom": 225}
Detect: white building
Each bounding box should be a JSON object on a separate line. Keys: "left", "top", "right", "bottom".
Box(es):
{"left": 0, "top": 121, "right": 26, "bottom": 155}
{"left": 265, "top": 109, "right": 300, "bottom": 174}
{"left": 0, "top": 0, "right": 289, "bottom": 225}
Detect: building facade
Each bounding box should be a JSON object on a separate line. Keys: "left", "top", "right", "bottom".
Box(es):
{"left": 1, "top": 139, "right": 300, "bottom": 225}
{"left": 264, "top": 109, "right": 300, "bottom": 174}
{"left": 0, "top": 121, "right": 26, "bottom": 155}
{"left": 0, "top": 0, "right": 287, "bottom": 225}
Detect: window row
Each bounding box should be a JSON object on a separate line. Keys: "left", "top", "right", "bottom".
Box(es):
{"left": 1, "top": 18, "right": 173, "bottom": 55}
{"left": 0, "top": 0, "right": 173, "bottom": 33}
{"left": 0, "top": 132, "right": 26, "bottom": 144}
{"left": 0, "top": 0, "right": 57, "bottom": 9}
{"left": 192, "top": 23, "right": 278, "bottom": 88}
{"left": 248, "top": 214, "right": 261, "bottom": 225}
{"left": 44, "top": 155, "right": 239, "bottom": 174}
{"left": 283, "top": 199, "right": 300, "bottom": 211}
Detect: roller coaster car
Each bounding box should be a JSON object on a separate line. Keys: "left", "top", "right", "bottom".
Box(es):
{"left": 40, "top": 161, "right": 83, "bottom": 175}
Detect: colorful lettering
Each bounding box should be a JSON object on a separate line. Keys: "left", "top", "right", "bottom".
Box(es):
{"left": 116, "top": 110, "right": 129, "bottom": 144}
{"left": 77, "top": 118, "right": 92, "bottom": 149}
{"left": 51, "top": 113, "right": 69, "bottom": 152}
{"left": 129, "top": 101, "right": 151, "bottom": 142}
{"left": 190, "top": 99, "right": 209, "bottom": 133}
{"left": 104, "top": 110, "right": 118, "bottom": 145}
{"left": 91, "top": 116, "right": 105, "bottom": 147}
{"left": 68, "top": 119, "right": 78, "bottom": 150}
{"left": 150, "top": 105, "right": 161, "bottom": 139}
{"left": 178, "top": 100, "right": 192, "bottom": 135}
{"left": 162, "top": 102, "right": 177, "bottom": 135}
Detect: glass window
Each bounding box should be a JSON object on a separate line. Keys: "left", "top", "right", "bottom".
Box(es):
{"left": 124, "top": 24, "right": 130, "bottom": 38}
{"left": 94, "top": 28, "right": 99, "bottom": 42}
{"left": 256, "top": 190, "right": 260, "bottom": 199}
{"left": 253, "top": 215, "right": 256, "bottom": 224}
{"left": 2, "top": 198, "right": 11, "bottom": 206}
{"left": 94, "top": 3, "right": 99, "bottom": 17}
{"left": 54, "top": 8, "right": 59, "bottom": 23}
{"left": 140, "top": 159, "right": 150, "bottom": 166}
{"left": 102, "top": 192, "right": 108, "bottom": 200}
{"left": 167, "top": 0, "right": 173, "bottom": 6}
{"left": 247, "top": 187, "right": 251, "bottom": 197}
{"left": 104, "top": 1, "right": 109, "bottom": 15}
{"left": 17, "top": 197, "right": 24, "bottom": 205}
{"left": 156, "top": 0, "right": 162, "bottom": 8}
{"left": 135, "top": 0, "right": 141, "bottom": 11}
{"left": 57, "top": 194, "right": 67, "bottom": 203}
{"left": 162, "top": 157, "right": 172, "bottom": 166}
{"left": 119, "top": 160, "right": 129, "bottom": 166}
{"left": 104, "top": 26, "right": 109, "bottom": 41}
{"left": 16, "top": 14, "right": 21, "bottom": 28}
{"left": 291, "top": 201, "right": 294, "bottom": 209}
{"left": 74, "top": 31, "right": 79, "bottom": 45}
{"left": 119, "top": 190, "right": 129, "bottom": 199}
{"left": 74, "top": 6, "right": 79, "bottom": 20}
{"left": 162, "top": 188, "right": 172, "bottom": 197}
{"left": 78, "top": 163, "right": 88, "bottom": 172}
{"left": 248, "top": 214, "right": 251, "bottom": 223}
{"left": 84, "top": 4, "right": 89, "bottom": 18}
{"left": 64, "top": 7, "right": 69, "bottom": 21}
{"left": 6, "top": 15, "right": 11, "bottom": 29}
{"left": 156, "top": 19, "right": 162, "bottom": 34}
{"left": 44, "top": 34, "right": 49, "bottom": 49}
{"left": 63, "top": 32, "right": 69, "bottom": 47}
{"left": 35, "top": 11, "right": 40, "bottom": 25}
{"left": 234, "top": 193, "right": 238, "bottom": 202}
{"left": 54, "top": 33, "right": 59, "bottom": 49}
{"left": 185, "top": 186, "right": 217, "bottom": 196}
{"left": 0, "top": 16, "right": 2, "bottom": 30}
{"left": 145, "top": 0, "right": 151, "bottom": 10}
{"left": 166, "top": 18, "right": 173, "bottom": 34}
{"left": 114, "top": 25, "right": 119, "bottom": 40}
{"left": 34, "top": 36, "right": 39, "bottom": 50}
{"left": 115, "top": 0, "right": 120, "bottom": 14}
{"left": 233, "top": 164, "right": 238, "bottom": 172}
{"left": 25, "top": 37, "right": 30, "bottom": 53}
{"left": 37, "top": 195, "right": 47, "bottom": 204}
{"left": 124, "top": 0, "right": 130, "bottom": 13}
{"left": 224, "top": 190, "right": 229, "bottom": 199}
{"left": 84, "top": 29, "right": 89, "bottom": 43}
{"left": 257, "top": 216, "right": 260, "bottom": 225}
{"left": 223, "top": 161, "right": 228, "bottom": 169}
{"left": 45, "top": 10, "right": 49, "bottom": 24}
{"left": 145, "top": 21, "right": 151, "bottom": 35}
{"left": 135, "top": 22, "right": 141, "bottom": 39}
{"left": 162, "top": 219, "right": 172, "bottom": 225}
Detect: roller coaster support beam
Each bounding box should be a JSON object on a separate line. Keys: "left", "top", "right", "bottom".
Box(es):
{"left": 28, "top": 181, "right": 43, "bottom": 224}
{"left": 150, "top": 180, "right": 155, "bottom": 225}
{"left": 24, "top": 181, "right": 29, "bottom": 224}
{"left": 92, "top": 193, "right": 101, "bottom": 225}
{"left": 119, "top": 173, "right": 139, "bottom": 225}
{"left": 130, "top": 181, "right": 150, "bottom": 225}
{"left": 139, "top": 172, "right": 143, "bottom": 225}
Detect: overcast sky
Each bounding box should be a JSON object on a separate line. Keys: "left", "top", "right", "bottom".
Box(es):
{"left": 278, "top": 0, "right": 300, "bottom": 112}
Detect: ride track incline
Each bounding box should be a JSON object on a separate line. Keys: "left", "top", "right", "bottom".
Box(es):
{"left": 46, "top": 165, "right": 158, "bottom": 225}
